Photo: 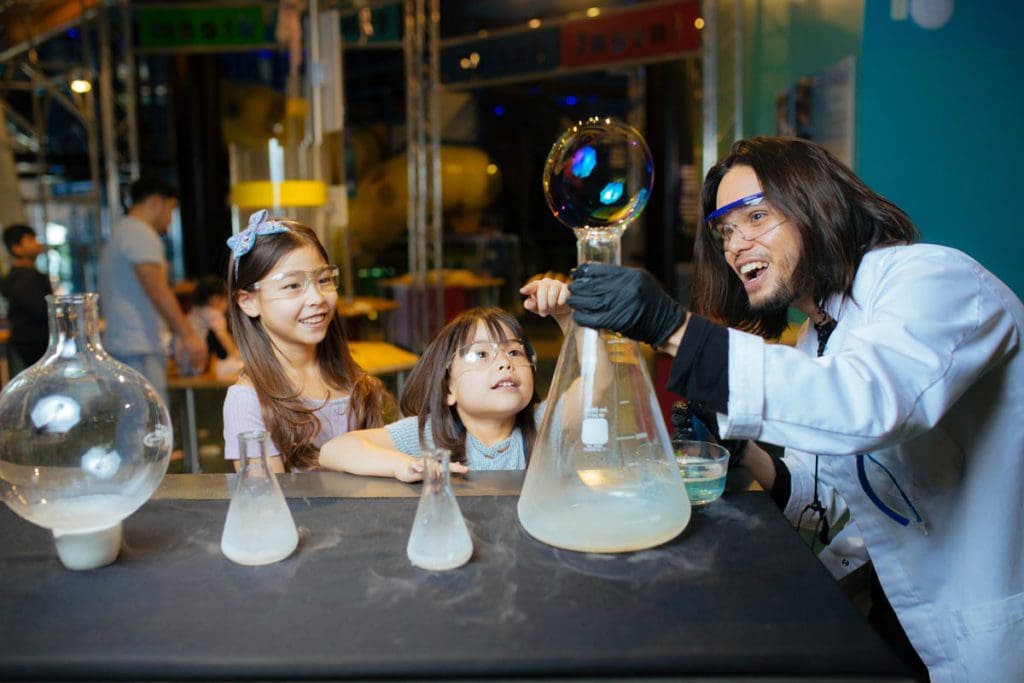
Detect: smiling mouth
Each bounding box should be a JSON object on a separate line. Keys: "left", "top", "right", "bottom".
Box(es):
{"left": 492, "top": 378, "right": 519, "bottom": 389}
{"left": 739, "top": 261, "right": 769, "bottom": 283}
{"left": 300, "top": 312, "right": 327, "bottom": 325}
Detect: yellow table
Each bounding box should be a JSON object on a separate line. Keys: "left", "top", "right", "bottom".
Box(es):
{"left": 348, "top": 340, "right": 418, "bottom": 378}
{"left": 337, "top": 295, "right": 400, "bottom": 319}
{"left": 168, "top": 341, "right": 419, "bottom": 473}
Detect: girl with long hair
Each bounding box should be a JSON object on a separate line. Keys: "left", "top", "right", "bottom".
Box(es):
{"left": 320, "top": 278, "right": 570, "bottom": 482}
{"left": 223, "top": 210, "right": 392, "bottom": 472}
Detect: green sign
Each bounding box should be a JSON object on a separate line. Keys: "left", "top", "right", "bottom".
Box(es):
{"left": 136, "top": 6, "right": 267, "bottom": 50}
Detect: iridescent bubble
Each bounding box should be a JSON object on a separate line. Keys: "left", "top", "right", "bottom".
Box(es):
{"left": 543, "top": 118, "right": 654, "bottom": 231}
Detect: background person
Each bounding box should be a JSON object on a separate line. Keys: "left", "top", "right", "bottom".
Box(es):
{"left": 175, "top": 275, "right": 241, "bottom": 377}
{"left": 567, "top": 136, "right": 1024, "bottom": 681}
{"left": 98, "top": 176, "right": 206, "bottom": 401}
{"left": 1, "top": 224, "right": 52, "bottom": 368}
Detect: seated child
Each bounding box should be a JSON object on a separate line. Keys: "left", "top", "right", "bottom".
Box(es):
{"left": 222, "top": 209, "right": 394, "bottom": 472}
{"left": 319, "top": 278, "right": 570, "bottom": 481}
{"left": 176, "top": 276, "right": 242, "bottom": 377}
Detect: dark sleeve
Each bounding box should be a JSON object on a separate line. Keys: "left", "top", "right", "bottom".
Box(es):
{"left": 665, "top": 314, "right": 729, "bottom": 414}
{"left": 767, "top": 453, "right": 791, "bottom": 510}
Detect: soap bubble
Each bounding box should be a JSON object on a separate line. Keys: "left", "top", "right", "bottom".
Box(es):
{"left": 543, "top": 118, "right": 654, "bottom": 231}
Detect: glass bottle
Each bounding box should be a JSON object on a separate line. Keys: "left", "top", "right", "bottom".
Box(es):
{"left": 517, "top": 119, "right": 691, "bottom": 553}
{"left": 407, "top": 448, "right": 473, "bottom": 570}
{"left": 221, "top": 431, "right": 299, "bottom": 566}
{"left": 0, "top": 293, "right": 172, "bottom": 570}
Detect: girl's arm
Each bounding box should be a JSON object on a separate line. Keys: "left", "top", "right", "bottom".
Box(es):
{"left": 319, "top": 428, "right": 470, "bottom": 482}
{"left": 319, "top": 428, "right": 423, "bottom": 482}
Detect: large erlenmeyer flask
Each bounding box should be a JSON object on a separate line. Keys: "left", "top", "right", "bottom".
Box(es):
{"left": 517, "top": 119, "right": 691, "bottom": 552}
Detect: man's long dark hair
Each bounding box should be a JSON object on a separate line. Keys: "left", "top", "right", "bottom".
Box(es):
{"left": 693, "top": 137, "right": 920, "bottom": 338}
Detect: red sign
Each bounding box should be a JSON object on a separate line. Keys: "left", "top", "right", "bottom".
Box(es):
{"left": 561, "top": 1, "right": 702, "bottom": 68}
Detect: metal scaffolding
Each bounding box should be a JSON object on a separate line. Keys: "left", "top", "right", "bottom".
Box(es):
{"left": 0, "top": 0, "right": 139, "bottom": 290}
{"left": 401, "top": 0, "right": 443, "bottom": 351}
{"left": 700, "top": 0, "right": 744, "bottom": 177}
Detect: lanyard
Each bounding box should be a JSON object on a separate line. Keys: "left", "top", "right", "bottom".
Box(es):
{"left": 799, "top": 314, "right": 838, "bottom": 550}
{"left": 808, "top": 312, "right": 928, "bottom": 541}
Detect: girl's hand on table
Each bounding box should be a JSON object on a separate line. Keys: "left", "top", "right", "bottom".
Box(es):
{"left": 393, "top": 456, "right": 468, "bottom": 483}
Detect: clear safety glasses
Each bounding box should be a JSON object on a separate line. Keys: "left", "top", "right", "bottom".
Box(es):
{"left": 451, "top": 339, "right": 537, "bottom": 371}
{"left": 706, "top": 192, "right": 788, "bottom": 251}
{"left": 250, "top": 266, "right": 340, "bottom": 300}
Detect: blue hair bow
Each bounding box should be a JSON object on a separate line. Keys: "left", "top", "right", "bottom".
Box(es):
{"left": 226, "top": 209, "right": 290, "bottom": 263}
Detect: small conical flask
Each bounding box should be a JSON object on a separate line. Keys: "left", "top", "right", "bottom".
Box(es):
{"left": 221, "top": 431, "right": 299, "bottom": 566}
{"left": 517, "top": 118, "right": 691, "bottom": 553}
{"left": 406, "top": 448, "right": 473, "bottom": 570}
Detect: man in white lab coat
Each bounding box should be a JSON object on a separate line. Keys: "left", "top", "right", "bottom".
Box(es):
{"left": 568, "top": 136, "right": 1024, "bottom": 682}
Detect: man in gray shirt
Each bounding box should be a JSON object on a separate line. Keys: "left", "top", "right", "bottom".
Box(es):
{"left": 98, "top": 176, "right": 206, "bottom": 402}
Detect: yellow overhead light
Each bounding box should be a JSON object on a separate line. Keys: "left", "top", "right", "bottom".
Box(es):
{"left": 694, "top": 17, "right": 705, "bottom": 30}
{"left": 528, "top": 18, "right": 541, "bottom": 29}
{"left": 70, "top": 79, "right": 92, "bottom": 94}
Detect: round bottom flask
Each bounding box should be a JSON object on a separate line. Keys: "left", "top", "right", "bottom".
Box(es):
{"left": 0, "top": 293, "right": 172, "bottom": 570}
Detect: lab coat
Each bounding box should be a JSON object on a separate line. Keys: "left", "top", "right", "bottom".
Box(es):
{"left": 719, "top": 245, "right": 1024, "bottom": 682}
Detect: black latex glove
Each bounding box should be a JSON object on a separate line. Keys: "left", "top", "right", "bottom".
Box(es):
{"left": 568, "top": 263, "right": 686, "bottom": 347}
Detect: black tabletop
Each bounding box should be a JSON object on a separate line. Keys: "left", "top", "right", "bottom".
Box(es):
{"left": 0, "top": 476, "right": 912, "bottom": 681}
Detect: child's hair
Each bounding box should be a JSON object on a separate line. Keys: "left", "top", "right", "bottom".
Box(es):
{"left": 193, "top": 275, "right": 227, "bottom": 307}
{"left": 226, "top": 217, "right": 392, "bottom": 471}
{"left": 3, "top": 223, "right": 36, "bottom": 256}
{"left": 399, "top": 307, "right": 539, "bottom": 464}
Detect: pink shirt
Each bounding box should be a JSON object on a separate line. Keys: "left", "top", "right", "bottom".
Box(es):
{"left": 222, "top": 385, "right": 352, "bottom": 464}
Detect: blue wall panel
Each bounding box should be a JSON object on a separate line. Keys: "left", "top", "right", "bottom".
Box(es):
{"left": 858, "top": 3, "right": 1024, "bottom": 296}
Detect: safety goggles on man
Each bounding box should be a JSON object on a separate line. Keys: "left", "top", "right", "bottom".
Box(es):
{"left": 452, "top": 339, "right": 537, "bottom": 370}
{"left": 250, "top": 265, "right": 340, "bottom": 300}
{"left": 706, "top": 192, "right": 788, "bottom": 251}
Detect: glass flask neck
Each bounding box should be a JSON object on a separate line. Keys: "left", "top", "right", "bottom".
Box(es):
{"left": 47, "top": 293, "right": 104, "bottom": 359}
{"left": 573, "top": 227, "right": 622, "bottom": 266}
{"left": 238, "top": 431, "right": 273, "bottom": 479}
{"left": 421, "top": 448, "right": 452, "bottom": 492}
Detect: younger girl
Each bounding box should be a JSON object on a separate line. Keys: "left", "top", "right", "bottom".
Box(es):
{"left": 223, "top": 209, "right": 392, "bottom": 472}
{"left": 319, "top": 278, "right": 570, "bottom": 481}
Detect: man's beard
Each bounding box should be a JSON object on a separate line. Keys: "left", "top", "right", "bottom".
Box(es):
{"left": 749, "top": 284, "right": 794, "bottom": 317}
{"left": 749, "top": 279, "right": 797, "bottom": 315}
{"left": 747, "top": 255, "right": 808, "bottom": 317}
